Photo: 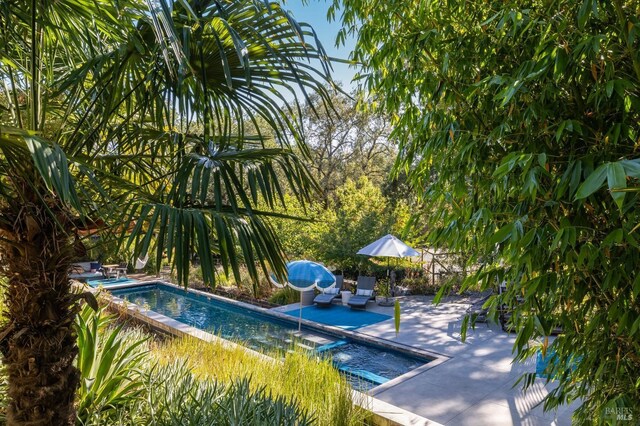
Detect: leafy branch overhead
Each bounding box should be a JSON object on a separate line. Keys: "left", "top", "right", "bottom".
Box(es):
{"left": 1, "top": 0, "right": 336, "bottom": 288}
{"left": 334, "top": 0, "right": 640, "bottom": 422}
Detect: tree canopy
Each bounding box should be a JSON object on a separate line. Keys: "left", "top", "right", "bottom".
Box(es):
{"left": 0, "top": 0, "right": 334, "bottom": 423}
{"left": 300, "top": 89, "right": 394, "bottom": 205}
{"left": 268, "top": 90, "right": 416, "bottom": 273}
{"left": 333, "top": 0, "right": 640, "bottom": 422}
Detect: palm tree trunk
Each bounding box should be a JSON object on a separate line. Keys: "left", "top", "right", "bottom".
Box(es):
{"left": 0, "top": 199, "right": 80, "bottom": 425}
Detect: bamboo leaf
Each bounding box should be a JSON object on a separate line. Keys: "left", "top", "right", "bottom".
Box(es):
{"left": 575, "top": 163, "right": 608, "bottom": 199}
{"left": 606, "top": 162, "right": 626, "bottom": 209}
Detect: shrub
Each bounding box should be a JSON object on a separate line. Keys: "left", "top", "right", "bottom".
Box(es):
{"left": 144, "top": 362, "right": 314, "bottom": 425}
{"left": 401, "top": 277, "right": 439, "bottom": 295}
{"left": 268, "top": 287, "right": 300, "bottom": 305}
{"left": 375, "top": 278, "right": 391, "bottom": 297}
{"left": 152, "top": 337, "right": 370, "bottom": 426}
{"left": 75, "top": 305, "right": 149, "bottom": 423}
{"left": 0, "top": 301, "right": 366, "bottom": 425}
{"left": 188, "top": 264, "right": 274, "bottom": 299}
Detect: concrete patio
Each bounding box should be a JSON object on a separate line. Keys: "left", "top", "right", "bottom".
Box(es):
{"left": 350, "top": 296, "right": 578, "bottom": 425}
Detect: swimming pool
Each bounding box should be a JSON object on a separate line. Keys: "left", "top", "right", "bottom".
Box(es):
{"left": 111, "top": 283, "right": 430, "bottom": 391}
{"left": 87, "top": 277, "right": 140, "bottom": 288}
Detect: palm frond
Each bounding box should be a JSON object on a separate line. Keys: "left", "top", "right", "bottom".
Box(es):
{"left": 0, "top": 0, "right": 335, "bottom": 291}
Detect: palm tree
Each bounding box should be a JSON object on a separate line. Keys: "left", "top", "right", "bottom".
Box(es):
{"left": 0, "top": 0, "right": 333, "bottom": 424}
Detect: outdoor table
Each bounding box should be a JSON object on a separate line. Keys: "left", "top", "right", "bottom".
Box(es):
{"left": 103, "top": 264, "right": 127, "bottom": 279}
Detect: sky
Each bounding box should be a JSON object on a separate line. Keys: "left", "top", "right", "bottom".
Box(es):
{"left": 281, "top": 0, "right": 359, "bottom": 90}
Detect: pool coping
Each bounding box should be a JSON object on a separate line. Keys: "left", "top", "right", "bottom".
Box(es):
{"left": 90, "top": 280, "right": 446, "bottom": 425}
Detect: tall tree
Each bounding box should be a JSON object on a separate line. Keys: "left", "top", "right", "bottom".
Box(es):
{"left": 301, "top": 89, "right": 394, "bottom": 204}
{"left": 318, "top": 176, "right": 396, "bottom": 270}
{"left": 334, "top": 0, "right": 640, "bottom": 422}
{"left": 0, "top": 0, "right": 332, "bottom": 424}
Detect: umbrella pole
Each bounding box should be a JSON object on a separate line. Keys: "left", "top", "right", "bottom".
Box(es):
{"left": 298, "top": 299, "right": 302, "bottom": 332}
{"left": 387, "top": 258, "right": 391, "bottom": 298}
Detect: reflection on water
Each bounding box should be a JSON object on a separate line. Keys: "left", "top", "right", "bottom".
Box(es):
{"left": 116, "top": 285, "right": 297, "bottom": 353}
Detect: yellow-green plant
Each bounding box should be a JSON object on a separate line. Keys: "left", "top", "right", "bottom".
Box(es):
{"left": 394, "top": 299, "right": 401, "bottom": 336}
{"left": 152, "top": 337, "right": 369, "bottom": 426}
{"left": 268, "top": 287, "right": 300, "bottom": 305}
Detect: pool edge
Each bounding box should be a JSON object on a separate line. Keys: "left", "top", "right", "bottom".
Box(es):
{"left": 156, "top": 281, "right": 449, "bottom": 363}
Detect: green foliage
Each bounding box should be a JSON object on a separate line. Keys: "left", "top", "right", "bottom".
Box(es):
{"left": 142, "top": 363, "right": 314, "bottom": 426}
{"left": 268, "top": 193, "right": 326, "bottom": 261}
{"left": 334, "top": 0, "right": 640, "bottom": 422}
{"left": 153, "top": 337, "right": 369, "bottom": 426}
{"left": 72, "top": 308, "right": 362, "bottom": 425}
{"left": 318, "top": 177, "right": 396, "bottom": 270}
{"left": 0, "top": 304, "right": 367, "bottom": 425}
{"left": 76, "top": 354, "right": 316, "bottom": 426}
{"left": 375, "top": 278, "right": 391, "bottom": 297}
{"left": 269, "top": 177, "right": 415, "bottom": 272}
{"left": 394, "top": 299, "right": 401, "bottom": 336}
{"left": 401, "top": 277, "right": 438, "bottom": 296}
{"left": 188, "top": 264, "right": 272, "bottom": 299}
{"left": 268, "top": 287, "right": 300, "bottom": 305}
{"left": 75, "top": 305, "right": 148, "bottom": 423}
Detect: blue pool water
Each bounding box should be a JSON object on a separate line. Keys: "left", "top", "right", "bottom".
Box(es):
{"left": 282, "top": 305, "right": 391, "bottom": 330}
{"left": 88, "top": 277, "right": 140, "bottom": 287}
{"left": 111, "top": 283, "right": 429, "bottom": 390}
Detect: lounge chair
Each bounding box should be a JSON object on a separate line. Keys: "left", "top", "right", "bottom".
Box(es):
{"left": 348, "top": 276, "right": 376, "bottom": 309}
{"left": 313, "top": 275, "right": 344, "bottom": 307}
{"left": 116, "top": 262, "right": 128, "bottom": 278}
{"left": 68, "top": 262, "right": 106, "bottom": 280}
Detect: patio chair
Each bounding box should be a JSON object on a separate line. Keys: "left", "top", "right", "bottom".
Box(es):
{"left": 347, "top": 276, "right": 376, "bottom": 309}
{"left": 68, "top": 262, "right": 105, "bottom": 280}
{"left": 115, "top": 262, "right": 128, "bottom": 279}
{"left": 313, "top": 275, "right": 344, "bottom": 307}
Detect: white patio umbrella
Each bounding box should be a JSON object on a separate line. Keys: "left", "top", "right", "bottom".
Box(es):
{"left": 357, "top": 234, "right": 419, "bottom": 302}
{"left": 357, "top": 234, "right": 419, "bottom": 258}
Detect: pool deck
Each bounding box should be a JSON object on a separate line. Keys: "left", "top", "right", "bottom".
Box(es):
{"left": 276, "top": 296, "right": 578, "bottom": 426}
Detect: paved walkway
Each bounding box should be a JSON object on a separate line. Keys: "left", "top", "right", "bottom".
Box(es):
{"left": 352, "top": 296, "right": 578, "bottom": 425}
